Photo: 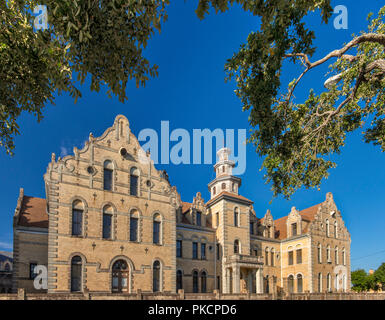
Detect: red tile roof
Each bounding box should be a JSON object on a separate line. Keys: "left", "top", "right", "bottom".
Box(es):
{"left": 181, "top": 202, "right": 192, "bottom": 214}
{"left": 274, "top": 216, "right": 288, "bottom": 239}
{"left": 299, "top": 204, "right": 321, "bottom": 221}
{"left": 17, "top": 196, "right": 48, "bottom": 229}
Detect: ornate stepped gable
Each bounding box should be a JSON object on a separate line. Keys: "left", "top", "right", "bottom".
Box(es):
{"left": 178, "top": 191, "right": 342, "bottom": 242}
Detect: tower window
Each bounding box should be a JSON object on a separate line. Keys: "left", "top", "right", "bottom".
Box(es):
{"left": 234, "top": 208, "right": 239, "bottom": 227}
{"left": 234, "top": 240, "right": 240, "bottom": 254}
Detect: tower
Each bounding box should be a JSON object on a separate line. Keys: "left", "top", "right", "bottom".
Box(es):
{"left": 208, "top": 148, "right": 242, "bottom": 199}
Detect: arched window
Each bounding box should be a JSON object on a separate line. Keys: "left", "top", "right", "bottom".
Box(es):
{"left": 176, "top": 270, "right": 183, "bottom": 291}
{"left": 232, "top": 183, "right": 235, "bottom": 192}
{"left": 102, "top": 205, "right": 113, "bottom": 239}
{"left": 129, "top": 209, "right": 139, "bottom": 242}
{"left": 153, "top": 213, "right": 161, "bottom": 244}
{"left": 234, "top": 240, "right": 240, "bottom": 254}
{"left": 221, "top": 183, "right": 226, "bottom": 190}
{"left": 327, "top": 273, "right": 332, "bottom": 292}
{"left": 222, "top": 166, "right": 225, "bottom": 173}
{"left": 342, "top": 248, "right": 346, "bottom": 266}
{"left": 153, "top": 261, "right": 161, "bottom": 292}
{"left": 4, "top": 263, "right": 10, "bottom": 272}
{"left": 201, "top": 271, "right": 207, "bottom": 293}
{"left": 103, "top": 160, "right": 113, "bottom": 191}
{"left": 318, "top": 273, "right": 322, "bottom": 292}
{"left": 234, "top": 208, "right": 239, "bottom": 227}
{"left": 335, "top": 247, "right": 339, "bottom": 265}
{"left": 297, "top": 274, "right": 303, "bottom": 293}
{"left": 270, "top": 248, "right": 274, "bottom": 266}
{"left": 72, "top": 200, "right": 83, "bottom": 236}
{"left": 265, "top": 248, "right": 269, "bottom": 265}
{"left": 334, "top": 221, "right": 338, "bottom": 238}
{"left": 193, "top": 271, "right": 199, "bottom": 293}
{"left": 130, "top": 167, "right": 139, "bottom": 196}
{"left": 326, "top": 219, "right": 330, "bottom": 237}
{"left": 327, "top": 245, "right": 331, "bottom": 262}
{"left": 288, "top": 275, "right": 294, "bottom": 293}
{"left": 71, "top": 256, "right": 82, "bottom": 292}
{"left": 318, "top": 243, "right": 322, "bottom": 263}
{"left": 112, "top": 260, "right": 129, "bottom": 293}
{"left": 213, "top": 186, "right": 216, "bottom": 195}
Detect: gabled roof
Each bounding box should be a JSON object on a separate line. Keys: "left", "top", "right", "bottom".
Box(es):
{"left": 17, "top": 196, "right": 48, "bottom": 229}
{"left": 206, "top": 191, "right": 253, "bottom": 207}
{"left": 273, "top": 204, "right": 321, "bottom": 239}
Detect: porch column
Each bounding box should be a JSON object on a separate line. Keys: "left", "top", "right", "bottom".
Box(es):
{"left": 224, "top": 268, "right": 231, "bottom": 294}
{"left": 256, "top": 268, "right": 263, "bottom": 294}
{"left": 247, "top": 270, "right": 253, "bottom": 293}
{"left": 233, "top": 265, "right": 240, "bottom": 294}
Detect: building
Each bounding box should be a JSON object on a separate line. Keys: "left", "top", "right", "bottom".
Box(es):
{"left": 0, "top": 251, "right": 13, "bottom": 293}
{"left": 12, "top": 115, "right": 351, "bottom": 295}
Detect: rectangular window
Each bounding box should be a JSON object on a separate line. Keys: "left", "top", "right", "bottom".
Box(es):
{"left": 291, "top": 223, "right": 297, "bottom": 236}
{"left": 216, "top": 213, "right": 219, "bottom": 228}
{"left": 177, "top": 240, "right": 183, "bottom": 258}
{"left": 103, "top": 169, "right": 113, "bottom": 191}
{"left": 217, "top": 276, "right": 220, "bottom": 290}
{"left": 192, "top": 242, "right": 198, "bottom": 259}
{"left": 153, "top": 221, "right": 160, "bottom": 244}
{"left": 72, "top": 209, "right": 83, "bottom": 236}
{"left": 196, "top": 211, "right": 202, "bottom": 226}
{"left": 129, "top": 217, "right": 138, "bottom": 242}
{"left": 296, "top": 249, "right": 302, "bottom": 264}
{"left": 250, "top": 222, "right": 254, "bottom": 235}
{"left": 216, "top": 243, "right": 221, "bottom": 260}
{"left": 288, "top": 251, "right": 294, "bottom": 265}
{"left": 130, "top": 175, "right": 138, "bottom": 196}
{"left": 201, "top": 243, "right": 206, "bottom": 260}
{"left": 29, "top": 263, "right": 38, "bottom": 280}
{"left": 102, "top": 214, "right": 112, "bottom": 239}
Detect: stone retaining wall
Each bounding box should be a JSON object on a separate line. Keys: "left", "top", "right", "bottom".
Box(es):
{"left": 0, "top": 289, "right": 383, "bottom": 300}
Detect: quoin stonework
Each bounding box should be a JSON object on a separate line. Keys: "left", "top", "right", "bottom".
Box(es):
{"left": 12, "top": 115, "right": 351, "bottom": 295}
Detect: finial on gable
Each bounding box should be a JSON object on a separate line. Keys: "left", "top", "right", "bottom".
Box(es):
{"left": 51, "top": 153, "right": 56, "bottom": 163}
{"left": 326, "top": 192, "right": 333, "bottom": 202}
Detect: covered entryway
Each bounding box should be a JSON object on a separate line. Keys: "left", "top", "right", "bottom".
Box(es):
{"left": 112, "top": 260, "right": 129, "bottom": 293}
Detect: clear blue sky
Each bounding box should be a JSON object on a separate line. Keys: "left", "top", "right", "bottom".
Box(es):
{"left": 1, "top": 1, "right": 384, "bottom": 272}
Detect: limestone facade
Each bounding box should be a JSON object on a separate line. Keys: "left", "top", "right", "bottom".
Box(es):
{"left": 12, "top": 115, "right": 351, "bottom": 294}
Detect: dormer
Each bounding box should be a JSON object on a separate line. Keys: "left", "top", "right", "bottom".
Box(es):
{"left": 180, "top": 192, "right": 207, "bottom": 227}
{"left": 262, "top": 209, "right": 274, "bottom": 238}
{"left": 286, "top": 206, "right": 302, "bottom": 238}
